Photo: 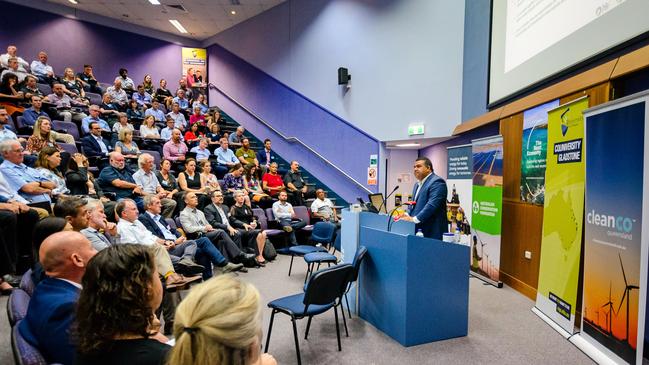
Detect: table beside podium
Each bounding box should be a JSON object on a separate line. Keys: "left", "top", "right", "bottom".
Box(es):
{"left": 341, "top": 209, "right": 470, "bottom": 347}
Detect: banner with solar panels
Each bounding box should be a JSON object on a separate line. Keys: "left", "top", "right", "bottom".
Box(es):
{"left": 570, "top": 91, "right": 649, "bottom": 365}
{"left": 533, "top": 96, "right": 588, "bottom": 336}
{"left": 470, "top": 136, "right": 503, "bottom": 286}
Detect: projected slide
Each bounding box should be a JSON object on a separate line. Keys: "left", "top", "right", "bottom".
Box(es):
{"left": 505, "top": 0, "right": 627, "bottom": 73}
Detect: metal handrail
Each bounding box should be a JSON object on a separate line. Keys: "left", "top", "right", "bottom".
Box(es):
{"left": 208, "top": 83, "right": 373, "bottom": 194}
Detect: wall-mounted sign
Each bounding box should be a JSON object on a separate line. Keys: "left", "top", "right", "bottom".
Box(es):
{"left": 367, "top": 167, "right": 378, "bottom": 185}
{"left": 408, "top": 124, "right": 425, "bottom": 136}
{"left": 369, "top": 154, "right": 378, "bottom": 166}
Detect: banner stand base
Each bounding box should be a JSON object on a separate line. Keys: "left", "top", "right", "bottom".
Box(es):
{"left": 531, "top": 307, "right": 571, "bottom": 338}
{"left": 568, "top": 334, "right": 618, "bottom": 365}
{"left": 469, "top": 271, "right": 503, "bottom": 288}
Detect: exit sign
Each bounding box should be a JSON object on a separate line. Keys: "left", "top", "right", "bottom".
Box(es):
{"left": 408, "top": 124, "right": 425, "bottom": 136}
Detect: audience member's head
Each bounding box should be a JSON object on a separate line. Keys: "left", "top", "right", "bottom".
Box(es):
{"left": 0, "top": 106, "right": 8, "bottom": 124}
{"left": 54, "top": 196, "right": 89, "bottom": 231}
{"left": 76, "top": 244, "right": 162, "bottom": 355}
{"left": 160, "top": 158, "right": 172, "bottom": 172}
{"left": 278, "top": 190, "right": 288, "bottom": 203}
{"left": 118, "top": 128, "right": 133, "bottom": 143}
{"left": 230, "top": 163, "right": 243, "bottom": 176}
{"left": 35, "top": 146, "right": 62, "bottom": 173}
{"left": 184, "top": 192, "right": 199, "bottom": 208}
{"left": 109, "top": 152, "right": 126, "bottom": 169}
{"left": 144, "top": 115, "right": 155, "bottom": 128}
{"left": 269, "top": 162, "right": 278, "bottom": 174}
{"left": 172, "top": 102, "right": 180, "bottom": 113}
{"left": 113, "top": 78, "right": 122, "bottom": 89}
{"left": 83, "top": 64, "right": 93, "bottom": 75}
{"left": 31, "top": 95, "right": 42, "bottom": 110}
{"left": 119, "top": 68, "right": 128, "bottom": 78}
{"left": 85, "top": 199, "right": 108, "bottom": 231}
{"left": 210, "top": 189, "right": 224, "bottom": 206}
{"left": 233, "top": 190, "right": 246, "bottom": 205}
{"left": 165, "top": 117, "right": 175, "bottom": 129}
{"left": 52, "top": 83, "right": 65, "bottom": 96}
{"left": 236, "top": 126, "right": 244, "bottom": 136}
{"left": 88, "top": 104, "right": 100, "bottom": 118}
{"left": 167, "top": 275, "right": 263, "bottom": 365}
{"left": 0, "top": 139, "right": 25, "bottom": 165}
{"left": 6, "top": 45, "right": 17, "bottom": 56}
{"left": 24, "top": 75, "right": 37, "bottom": 88}
{"left": 160, "top": 78, "right": 167, "bottom": 88}
{"left": 89, "top": 121, "right": 102, "bottom": 137}
{"left": 138, "top": 153, "right": 155, "bottom": 172}
{"left": 290, "top": 160, "right": 300, "bottom": 172}
{"left": 115, "top": 198, "right": 138, "bottom": 223}
{"left": 39, "top": 231, "right": 96, "bottom": 283}
{"left": 219, "top": 137, "right": 229, "bottom": 150}
{"left": 143, "top": 195, "right": 162, "bottom": 215}
{"left": 184, "top": 158, "right": 197, "bottom": 174}
{"left": 171, "top": 128, "right": 182, "bottom": 143}
{"left": 316, "top": 188, "right": 326, "bottom": 200}
{"left": 198, "top": 137, "right": 208, "bottom": 149}
{"left": 241, "top": 138, "right": 250, "bottom": 149}
{"left": 32, "top": 216, "right": 73, "bottom": 261}
{"left": 33, "top": 116, "right": 53, "bottom": 140}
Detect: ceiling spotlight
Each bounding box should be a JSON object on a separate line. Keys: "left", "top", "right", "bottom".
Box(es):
{"left": 230, "top": 10, "right": 236, "bottom": 15}
{"left": 68, "top": 0, "right": 79, "bottom": 4}
{"left": 148, "top": 0, "right": 161, "bottom": 4}
{"left": 169, "top": 19, "right": 188, "bottom": 33}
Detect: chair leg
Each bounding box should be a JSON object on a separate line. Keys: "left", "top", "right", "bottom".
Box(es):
{"left": 340, "top": 303, "right": 349, "bottom": 337}
{"left": 291, "top": 317, "right": 302, "bottom": 365}
{"left": 345, "top": 293, "right": 352, "bottom": 319}
{"left": 316, "top": 262, "right": 321, "bottom": 271}
{"left": 304, "top": 263, "right": 311, "bottom": 284}
{"left": 305, "top": 316, "right": 313, "bottom": 339}
{"left": 333, "top": 304, "right": 342, "bottom": 351}
{"left": 288, "top": 255, "right": 295, "bottom": 276}
{"left": 264, "top": 310, "right": 276, "bottom": 352}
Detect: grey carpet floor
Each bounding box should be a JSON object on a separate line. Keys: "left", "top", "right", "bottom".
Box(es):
{"left": 0, "top": 254, "right": 594, "bottom": 364}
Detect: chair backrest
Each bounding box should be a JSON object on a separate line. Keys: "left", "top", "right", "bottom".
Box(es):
{"left": 86, "top": 92, "right": 102, "bottom": 106}
{"left": 304, "top": 264, "right": 353, "bottom": 308}
{"left": 15, "top": 116, "right": 29, "bottom": 130}
{"left": 311, "top": 221, "right": 336, "bottom": 244}
{"left": 141, "top": 149, "right": 161, "bottom": 168}
{"left": 174, "top": 217, "right": 183, "bottom": 230}
{"left": 350, "top": 246, "right": 368, "bottom": 284}
{"left": 19, "top": 270, "right": 35, "bottom": 297}
{"left": 36, "top": 83, "right": 51, "bottom": 96}
{"left": 265, "top": 208, "right": 274, "bottom": 220}
{"left": 252, "top": 208, "right": 268, "bottom": 230}
{"left": 7, "top": 289, "right": 30, "bottom": 326}
{"left": 166, "top": 217, "right": 177, "bottom": 230}
{"left": 12, "top": 320, "right": 48, "bottom": 365}
{"left": 293, "top": 206, "right": 311, "bottom": 224}
{"left": 51, "top": 120, "right": 80, "bottom": 140}
{"left": 59, "top": 142, "right": 78, "bottom": 155}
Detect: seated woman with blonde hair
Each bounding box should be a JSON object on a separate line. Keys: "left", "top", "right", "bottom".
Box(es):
{"left": 167, "top": 275, "right": 276, "bottom": 365}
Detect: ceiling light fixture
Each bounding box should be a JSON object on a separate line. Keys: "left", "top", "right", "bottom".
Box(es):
{"left": 148, "top": 0, "right": 161, "bottom": 4}
{"left": 231, "top": 10, "right": 237, "bottom": 15}
{"left": 169, "top": 19, "right": 188, "bottom": 33}
{"left": 68, "top": 0, "right": 78, "bottom": 4}
{"left": 394, "top": 143, "right": 421, "bottom": 147}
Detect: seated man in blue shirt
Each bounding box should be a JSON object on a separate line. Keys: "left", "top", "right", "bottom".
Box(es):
{"left": 172, "top": 89, "right": 190, "bottom": 112}
{"left": 22, "top": 95, "right": 49, "bottom": 127}
{"left": 29, "top": 51, "right": 55, "bottom": 85}
{"left": 144, "top": 100, "right": 166, "bottom": 122}
{"left": 0, "top": 139, "right": 56, "bottom": 213}
{"left": 81, "top": 105, "right": 110, "bottom": 134}
{"left": 214, "top": 137, "right": 238, "bottom": 178}
{"left": 190, "top": 137, "right": 211, "bottom": 161}
{"left": 272, "top": 191, "right": 307, "bottom": 246}
{"left": 19, "top": 231, "right": 97, "bottom": 365}
{"left": 97, "top": 152, "right": 144, "bottom": 210}
{"left": 132, "top": 84, "right": 152, "bottom": 109}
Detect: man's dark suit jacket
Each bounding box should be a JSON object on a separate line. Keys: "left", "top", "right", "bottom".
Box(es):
{"left": 409, "top": 173, "right": 448, "bottom": 240}
{"left": 256, "top": 149, "right": 276, "bottom": 166}
{"left": 204, "top": 203, "right": 231, "bottom": 230}
{"left": 138, "top": 212, "right": 181, "bottom": 239}
{"left": 18, "top": 277, "right": 80, "bottom": 365}
{"left": 80, "top": 134, "right": 111, "bottom": 158}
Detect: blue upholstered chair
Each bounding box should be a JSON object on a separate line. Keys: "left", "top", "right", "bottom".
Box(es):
{"left": 11, "top": 320, "right": 49, "bottom": 365}
{"left": 20, "top": 270, "right": 35, "bottom": 297}
{"left": 265, "top": 264, "right": 353, "bottom": 365}
{"left": 287, "top": 222, "right": 335, "bottom": 277}
{"left": 7, "top": 289, "right": 30, "bottom": 326}
{"left": 343, "top": 246, "right": 368, "bottom": 318}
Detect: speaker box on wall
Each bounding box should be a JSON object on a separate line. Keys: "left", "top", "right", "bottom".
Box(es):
{"left": 338, "top": 67, "right": 351, "bottom": 85}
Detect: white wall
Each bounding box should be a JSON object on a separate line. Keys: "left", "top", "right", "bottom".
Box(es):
{"left": 206, "top": 0, "right": 466, "bottom": 142}
{"left": 384, "top": 149, "right": 419, "bottom": 211}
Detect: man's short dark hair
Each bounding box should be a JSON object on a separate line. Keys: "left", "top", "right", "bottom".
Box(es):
{"left": 83, "top": 64, "right": 92, "bottom": 69}
{"left": 89, "top": 121, "right": 100, "bottom": 130}
{"left": 114, "top": 199, "right": 134, "bottom": 218}
{"left": 53, "top": 196, "right": 88, "bottom": 218}
{"left": 263, "top": 138, "right": 271, "bottom": 144}
{"left": 416, "top": 157, "right": 433, "bottom": 170}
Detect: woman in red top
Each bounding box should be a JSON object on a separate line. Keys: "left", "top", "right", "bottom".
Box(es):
{"left": 183, "top": 122, "right": 203, "bottom": 147}
{"left": 261, "top": 162, "right": 285, "bottom": 197}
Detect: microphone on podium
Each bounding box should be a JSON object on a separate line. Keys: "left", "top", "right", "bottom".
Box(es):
{"left": 378, "top": 185, "right": 399, "bottom": 214}
{"left": 402, "top": 201, "right": 416, "bottom": 206}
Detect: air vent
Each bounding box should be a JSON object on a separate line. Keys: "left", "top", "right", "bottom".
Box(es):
{"left": 166, "top": 4, "right": 188, "bottom": 12}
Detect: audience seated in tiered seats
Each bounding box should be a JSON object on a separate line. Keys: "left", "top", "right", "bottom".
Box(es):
{"left": 144, "top": 99, "right": 165, "bottom": 122}
{"left": 229, "top": 125, "right": 246, "bottom": 148}
{"left": 133, "top": 84, "right": 153, "bottom": 109}
{"left": 244, "top": 164, "right": 273, "bottom": 209}
{"left": 167, "top": 102, "right": 187, "bottom": 130}
{"left": 117, "top": 68, "right": 135, "bottom": 91}
{"left": 214, "top": 137, "right": 238, "bottom": 178}
{"left": 47, "top": 83, "right": 88, "bottom": 124}
{"left": 262, "top": 162, "right": 286, "bottom": 198}
{"left": 0, "top": 45, "right": 29, "bottom": 71}
{"left": 76, "top": 64, "right": 103, "bottom": 94}
{"left": 106, "top": 78, "right": 129, "bottom": 110}
{"left": 133, "top": 153, "right": 176, "bottom": 218}
{"left": 228, "top": 190, "right": 268, "bottom": 265}
{"left": 284, "top": 160, "right": 315, "bottom": 207}
{"left": 30, "top": 51, "right": 55, "bottom": 85}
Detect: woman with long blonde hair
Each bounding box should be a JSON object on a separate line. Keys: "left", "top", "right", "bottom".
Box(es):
{"left": 167, "top": 275, "right": 276, "bottom": 365}
{"left": 26, "top": 116, "right": 60, "bottom": 154}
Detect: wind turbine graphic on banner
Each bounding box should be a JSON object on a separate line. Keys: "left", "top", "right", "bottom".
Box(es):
{"left": 601, "top": 282, "right": 615, "bottom": 335}
{"left": 617, "top": 253, "right": 639, "bottom": 343}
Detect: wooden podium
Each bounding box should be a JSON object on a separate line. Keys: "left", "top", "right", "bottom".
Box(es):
{"left": 341, "top": 209, "right": 470, "bottom": 346}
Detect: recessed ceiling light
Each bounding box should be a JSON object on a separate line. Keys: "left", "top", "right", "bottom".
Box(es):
{"left": 230, "top": 10, "right": 236, "bottom": 15}
{"left": 169, "top": 19, "right": 188, "bottom": 33}
{"left": 68, "top": 0, "right": 78, "bottom": 4}
{"left": 148, "top": 0, "right": 161, "bottom": 4}
{"left": 394, "top": 143, "right": 421, "bottom": 147}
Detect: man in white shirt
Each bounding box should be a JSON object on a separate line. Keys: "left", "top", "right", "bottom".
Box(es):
{"left": 160, "top": 117, "right": 177, "bottom": 141}
{"left": 272, "top": 191, "right": 307, "bottom": 246}
{"left": 311, "top": 189, "right": 339, "bottom": 223}
{"left": 0, "top": 57, "right": 32, "bottom": 83}
{"left": 132, "top": 153, "right": 177, "bottom": 218}
{"left": 30, "top": 51, "right": 55, "bottom": 84}
{"left": 114, "top": 199, "right": 201, "bottom": 287}
{"left": 0, "top": 45, "right": 29, "bottom": 71}
{"left": 166, "top": 102, "right": 187, "bottom": 130}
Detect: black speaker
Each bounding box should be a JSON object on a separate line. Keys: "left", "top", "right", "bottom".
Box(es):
{"left": 338, "top": 67, "right": 351, "bottom": 85}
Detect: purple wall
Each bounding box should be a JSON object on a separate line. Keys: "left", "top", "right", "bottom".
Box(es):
{"left": 0, "top": 2, "right": 184, "bottom": 88}
{"left": 208, "top": 43, "right": 380, "bottom": 203}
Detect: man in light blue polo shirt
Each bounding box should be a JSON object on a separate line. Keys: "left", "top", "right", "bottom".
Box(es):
{"left": 0, "top": 140, "right": 55, "bottom": 212}
{"left": 81, "top": 105, "right": 110, "bottom": 134}
{"left": 144, "top": 100, "right": 165, "bottom": 122}
{"left": 214, "top": 138, "right": 238, "bottom": 178}
{"left": 0, "top": 107, "right": 22, "bottom": 143}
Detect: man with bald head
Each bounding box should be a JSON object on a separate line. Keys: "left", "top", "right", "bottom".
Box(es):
{"left": 97, "top": 152, "right": 144, "bottom": 209}
{"left": 19, "top": 231, "right": 97, "bottom": 365}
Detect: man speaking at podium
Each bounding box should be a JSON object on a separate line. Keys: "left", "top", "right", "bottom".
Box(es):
{"left": 398, "top": 157, "right": 447, "bottom": 239}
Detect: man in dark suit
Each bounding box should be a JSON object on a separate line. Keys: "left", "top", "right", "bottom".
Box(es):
{"left": 399, "top": 157, "right": 448, "bottom": 240}
{"left": 80, "top": 121, "right": 111, "bottom": 169}
{"left": 19, "top": 231, "right": 97, "bottom": 365}
{"left": 256, "top": 138, "right": 276, "bottom": 174}
{"left": 204, "top": 190, "right": 262, "bottom": 254}
{"left": 138, "top": 195, "right": 244, "bottom": 275}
